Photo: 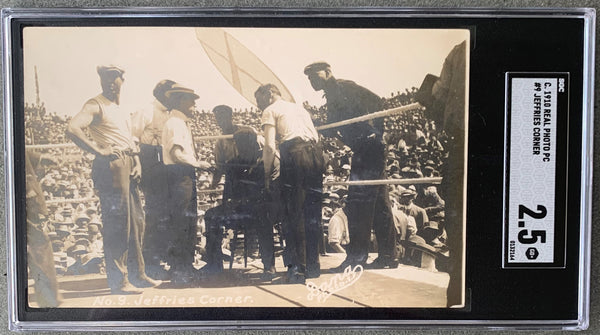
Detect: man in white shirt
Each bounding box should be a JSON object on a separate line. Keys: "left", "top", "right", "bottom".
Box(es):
{"left": 255, "top": 83, "right": 324, "bottom": 284}
{"left": 161, "top": 84, "right": 211, "bottom": 286}
{"left": 328, "top": 207, "right": 349, "bottom": 254}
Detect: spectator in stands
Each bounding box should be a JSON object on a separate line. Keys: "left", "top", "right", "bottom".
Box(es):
{"left": 327, "top": 202, "right": 349, "bottom": 254}
{"left": 398, "top": 187, "right": 429, "bottom": 232}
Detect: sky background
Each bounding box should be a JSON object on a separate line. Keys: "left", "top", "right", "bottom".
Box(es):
{"left": 23, "top": 27, "right": 469, "bottom": 117}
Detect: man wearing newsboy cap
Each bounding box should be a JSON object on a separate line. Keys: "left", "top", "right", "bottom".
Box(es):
{"left": 161, "top": 83, "right": 211, "bottom": 285}
{"left": 304, "top": 61, "right": 398, "bottom": 272}
{"left": 67, "top": 65, "right": 159, "bottom": 295}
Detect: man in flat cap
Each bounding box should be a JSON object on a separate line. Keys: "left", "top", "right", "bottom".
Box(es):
{"left": 67, "top": 65, "right": 158, "bottom": 295}
{"left": 131, "top": 79, "right": 177, "bottom": 281}
{"left": 304, "top": 62, "right": 398, "bottom": 272}
{"left": 398, "top": 187, "right": 428, "bottom": 233}
{"left": 255, "top": 83, "right": 324, "bottom": 284}
{"left": 161, "top": 84, "right": 211, "bottom": 285}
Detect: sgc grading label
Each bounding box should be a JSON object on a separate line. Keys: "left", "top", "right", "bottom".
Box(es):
{"left": 503, "top": 73, "right": 569, "bottom": 268}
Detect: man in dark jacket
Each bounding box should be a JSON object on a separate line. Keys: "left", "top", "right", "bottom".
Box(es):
{"left": 304, "top": 62, "right": 398, "bottom": 272}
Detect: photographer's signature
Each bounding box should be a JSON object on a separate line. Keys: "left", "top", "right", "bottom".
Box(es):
{"left": 306, "top": 265, "right": 363, "bottom": 302}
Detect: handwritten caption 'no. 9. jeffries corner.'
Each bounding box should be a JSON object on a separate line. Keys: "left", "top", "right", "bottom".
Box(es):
{"left": 306, "top": 265, "right": 363, "bottom": 303}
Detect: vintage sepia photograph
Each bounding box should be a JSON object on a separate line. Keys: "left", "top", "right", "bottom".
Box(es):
{"left": 22, "top": 26, "right": 469, "bottom": 309}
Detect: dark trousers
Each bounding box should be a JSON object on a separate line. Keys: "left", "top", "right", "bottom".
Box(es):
{"left": 92, "top": 156, "right": 146, "bottom": 291}
{"left": 204, "top": 198, "right": 278, "bottom": 271}
{"left": 138, "top": 144, "right": 170, "bottom": 277}
{"left": 279, "top": 139, "right": 324, "bottom": 276}
{"left": 345, "top": 138, "right": 397, "bottom": 263}
{"left": 27, "top": 220, "right": 61, "bottom": 307}
{"left": 165, "top": 164, "right": 198, "bottom": 274}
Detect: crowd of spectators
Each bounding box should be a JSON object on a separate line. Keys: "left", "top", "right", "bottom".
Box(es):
{"left": 25, "top": 87, "right": 451, "bottom": 276}
{"left": 25, "top": 103, "right": 70, "bottom": 145}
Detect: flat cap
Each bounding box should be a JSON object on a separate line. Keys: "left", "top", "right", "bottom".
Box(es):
{"left": 69, "top": 244, "right": 88, "bottom": 255}
{"left": 75, "top": 214, "right": 91, "bottom": 224}
{"left": 96, "top": 65, "right": 125, "bottom": 77}
{"left": 423, "top": 221, "right": 439, "bottom": 231}
{"left": 88, "top": 217, "right": 103, "bottom": 228}
{"left": 153, "top": 79, "right": 177, "bottom": 101}
{"left": 399, "top": 189, "right": 417, "bottom": 198}
{"left": 303, "top": 61, "right": 331, "bottom": 75}
{"left": 165, "top": 84, "right": 199, "bottom": 100}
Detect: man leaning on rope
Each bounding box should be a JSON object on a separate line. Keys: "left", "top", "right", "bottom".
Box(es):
{"left": 304, "top": 62, "right": 398, "bottom": 272}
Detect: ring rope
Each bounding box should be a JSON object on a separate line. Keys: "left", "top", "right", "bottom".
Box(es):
{"left": 42, "top": 176, "right": 438, "bottom": 205}
{"left": 324, "top": 177, "right": 441, "bottom": 186}
{"left": 45, "top": 197, "right": 98, "bottom": 205}
{"left": 26, "top": 143, "right": 78, "bottom": 149}
{"left": 193, "top": 102, "right": 423, "bottom": 141}
{"left": 194, "top": 176, "right": 440, "bottom": 195}
{"left": 25, "top": 103, "right": 422, "bottom": 147}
